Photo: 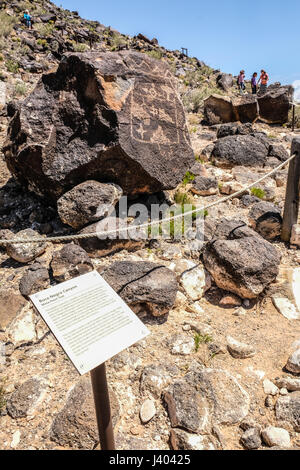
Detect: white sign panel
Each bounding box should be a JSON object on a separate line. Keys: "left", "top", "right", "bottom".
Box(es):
{"left": 30, "top": 271, "right": 150, "bottom": 375}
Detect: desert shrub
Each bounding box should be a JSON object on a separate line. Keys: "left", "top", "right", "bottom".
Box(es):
{"left": 109, "top": 32, "right": 127, "bottom": 51}
{"left": 0, "top": 12, "right": 17, "bottom": 38}
{"left": 182, "top": 171, "right": 195, "bottom": 185}
{"left": 35, "top": 23, "right": 55, "bottom": 37}
{"left": 194, "top": 333, "right": 213, "bottom": 352}
{"left": 182, "top": 85, "right": 225, "bottom": 113}
{"left": 72, "top": 42, "right": 89, "bottom": 52}
{"left": 146, "top": 50, "right": 163, "bottom": 60}
{"left": 14, "top": 81, "right": 27, "bottom": 96}
{"left": 6, "top": 59, "right": 19, "bottom": 74}
{"left": 251, "top": 187, "right": 266, "bottom": 199}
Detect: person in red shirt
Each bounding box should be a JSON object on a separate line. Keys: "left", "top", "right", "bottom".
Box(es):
{"left": 258, "top": 70, "right": 269, "bottom": 94}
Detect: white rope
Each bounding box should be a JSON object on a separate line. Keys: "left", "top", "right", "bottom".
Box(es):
{"left": 0, "top": 153, "right": 297, "bottom": 246}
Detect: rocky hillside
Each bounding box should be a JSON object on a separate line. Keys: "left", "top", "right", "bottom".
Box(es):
{"left": 0, "top": 0, "right": 299, "bottom": 452}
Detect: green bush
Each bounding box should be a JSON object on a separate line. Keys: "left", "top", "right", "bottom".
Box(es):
{"left": 14, "top": 82, "right": 27, "bottom": 96}
{"left": 251, "top": 187, "right": 266, "bottom": 199}
{"left": 194, "top": 333, "right": 213, "bottom": 352}
{"left": 6, "top": 59, "right": 19, "bottom": 74}
{"left": 72, "top": 42, "right": 89, "bottom": 52}
{"left": 146, "top": 50, "right": 163, "bottom": 60}
{"left": 35, "top": 23, "right": 55, "bottom": 38}
{"left": 109, "top": 32, "right": 127, "bottom": 51}
{"left": 182, "top": 171, "right": 195, "bottom": 185}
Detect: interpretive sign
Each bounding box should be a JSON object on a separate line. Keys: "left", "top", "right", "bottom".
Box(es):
{"left": 30, "top": 271, "right": 150, "bottom": 375}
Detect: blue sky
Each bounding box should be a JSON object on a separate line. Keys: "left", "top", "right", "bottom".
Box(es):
{"left": 52, "top": 0, "right": 300, "bottom": 85}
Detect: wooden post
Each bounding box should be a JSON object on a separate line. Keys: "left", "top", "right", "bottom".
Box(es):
{"left": 292, "top": 104, "right": 296, "bottom": 132}
{"left": 281, "top": 138, "right": 300, "bottom": 242}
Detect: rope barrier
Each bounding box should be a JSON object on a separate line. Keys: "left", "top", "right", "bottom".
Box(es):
{"left": 0, "top": 153, "right": 297, "bottom": 246}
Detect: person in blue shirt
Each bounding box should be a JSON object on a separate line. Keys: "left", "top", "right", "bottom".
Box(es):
{"left": 24, "top": 10, "right": 32, "bottom": 29}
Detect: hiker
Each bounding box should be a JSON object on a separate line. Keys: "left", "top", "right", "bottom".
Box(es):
{"left": 238, "top": 70, "right": 246, "bottom": 94}
{"left": 23, "top": 10, "right": 32, "bottom": 29}
{"left": 251, "top": 72, "right": 258, "bottom": 94}
{"left": 258, "top": 69, "right": 269, "bottom": 94}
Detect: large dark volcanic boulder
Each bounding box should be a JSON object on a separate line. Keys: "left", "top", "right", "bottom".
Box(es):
{"left": 258, "top": 86, "right": 293, "bottom": 124}
{"left": 204, "top": 95, "right": 234, "bottom": 125}
{"left": 3, "top": 51, "right": 194, "bottom": 201}
{"left": 212, "top": 135, "right": 268, "bottom": 168}
{"left": 232, "top": 95, "right": 258, "bottom": 123}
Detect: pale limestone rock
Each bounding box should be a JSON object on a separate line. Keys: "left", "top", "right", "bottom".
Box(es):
{"left": 261, "top": 426, "right": 291, "bottom": 448}
{"left": 227, "top": 336, "right": 256, "bottom": 359}
{"left": 272, "top": 296, "right": 300, "bottom": 320}
{"left": 140, "top": 399, "right": 156, "bottom": 424}
{"left": 263, "top": 379, "right": 279, "bottom": 396}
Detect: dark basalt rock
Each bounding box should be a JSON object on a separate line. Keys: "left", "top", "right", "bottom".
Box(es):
{"left": 203, "top": 218, "right": 281, "bottom": 299}
{"left": 212, "top": 135, "right": 268, "bottom": 168}
{"left": 3, "top": 51, "right": 194, "bottom": 201}
{"left": 258, "top": 86, "right": 293, "bottom": 124}
{"left": 102, "top": 261, "right": 178, "bottom": 316}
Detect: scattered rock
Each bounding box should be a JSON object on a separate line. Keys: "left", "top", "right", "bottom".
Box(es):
{"left": 164, "top": 365, "right": 250, "bottom": 433}
{"left": 170, "top": 429, "right": 217, "bottom": 450}
{"left": 51, "top": 244, "right": 94, "bottom": 282}
{"left": 269, "top": 144, "right": 289, "bottom": 162}
{"left": 169, "top": 334, "right": 195, "bottom": 356}
{"left": 272, "top": 297, "right": 300, "bottom": 321}
{"left": 163, "top": 379, "right": 209, "bottom": 433}
{"left": 275, "top": 377, "right": 300, "bottom": 392}
{"left": 248, "top": 201, "right": 282, "bottom": 240}
{"left": 57, "top": 181, "right": 122, "bottom": 229}
{"left": 219, "top": 294, "right": 242, "bottom": 308}
{"left": 203, "top": 220, "right": 281, "bottom": 299}
{"left": 7, "top": 378, "right": 46, "bottom": 419}
{"left": 185, "top": 366, "right": 250, "bottom": 426}
{"left": 263, "top": 379, "right": 279, "bottom": 396}
{"left": 240, "top": 428, "right": 262, "bottom": 450}
{"left": 190, "top": 176, "right": 218, "bottom": 196}
{"left": 291, "top": 224, "right": 300, "bottom": 247}
{"left": 276, "top": 392, "right": 300, "bottom": 431}
{"left": 7, "top": 310, "right": 37, "bottom": 346}
{"left": 50, "top": 377, "right": 119, "bottom": 449}
{"left": 78, "top": 219, "right": 144, "bottom": 257}
{"left": 140, "top": 363, "right": 179, "bottom": 399}
{"left": 19, "top": 264, "right": 50, "bottom": 297}
{"left": 261, "top": 426, "right": 291, "bottom": 448}
{"left": 140, "top": 399, "right": 156, "bottom": 424}
{"left": 102, "top": 261, "right": 178, "bottom": 316}
{"left": 286, "top": 349, "right": 300, "bottom": 374}
{"left": 0, "top": 290, "right": 27, "bottom": 330}
{"left": 180, "top": 262, "right": 210, "bottom": 301}
{"left": 227, "top": 336, "right": 256, "bottom": 359}
{"left": 6, "top": 229, "right": 46, "bottom": 263}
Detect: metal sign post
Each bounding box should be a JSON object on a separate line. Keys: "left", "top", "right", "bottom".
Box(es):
{"left": 91, "top": 363, "right": 116, "bottom": 450}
